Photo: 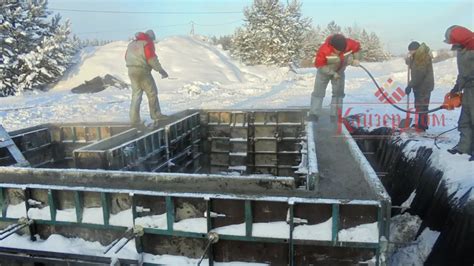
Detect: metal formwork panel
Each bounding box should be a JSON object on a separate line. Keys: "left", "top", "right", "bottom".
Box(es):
{"left": 205, "top": 110, "right": 306, "bottom": 181}
{"left": 72, "top": 113, "right": 200, "bottom": 173}
{"left": 0, "top": 108, "right": 391, "bottom": 265}
{"left": 165, "top": 112, "right": 201, "bottom": 173}
{"left": 0, "top": 179, "right": 384, "bottom": 265}
{"left": 1, "top": 126, "right": 50, "bottom": 167}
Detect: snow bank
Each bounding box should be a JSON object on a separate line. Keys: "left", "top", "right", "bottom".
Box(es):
{"left": 389, "top": 228, "right": 440, "bottom": 266}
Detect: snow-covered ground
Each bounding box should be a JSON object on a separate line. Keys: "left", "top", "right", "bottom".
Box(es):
{"left": 1, "top": 35, "right": 470, "bottom": 203}
{"left": 0, "top": 35, "right": 472, "bottom": 265}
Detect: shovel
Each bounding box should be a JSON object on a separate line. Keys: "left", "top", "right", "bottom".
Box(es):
{"left": 399, "top": 65, "right": 413, "bottom": 128}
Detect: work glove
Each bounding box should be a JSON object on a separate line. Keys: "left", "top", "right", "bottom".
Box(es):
{"left": 333, "top": 72, "right": 341, "bottom": 80}
{"left": 450, "top": 83, "right": 461, "bottom": 94}
{"left": 351, "top": 59, "right": 360, "bottom": 67}
{"left": 159, "top": 69, "right": 169, "bottom": 79}
{"left": 405, "top": 86, "right": 412, "bottom": 95}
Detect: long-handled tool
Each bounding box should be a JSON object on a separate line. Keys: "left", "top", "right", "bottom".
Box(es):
{"left": 399, "top": 65, "right": 413, "bottom": 128}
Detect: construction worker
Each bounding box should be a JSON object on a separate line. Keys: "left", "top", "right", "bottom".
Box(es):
{"left": 444, "top": 26, "right": 474, "bottom": 161}
{"left": 308, "top": 34, "right": 361, "bottom": 122}
{"left": 404, "top": 41, "right": 434, "bottom": 132}
{"left": 125, "top": 30, "right": 169, "bottom": 127}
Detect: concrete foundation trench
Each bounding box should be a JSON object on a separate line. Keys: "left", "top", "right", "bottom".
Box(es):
{"left": 0, "top": 109, "right": 394, "bottom": 265}
{"left": 351, "top": 127, "right": 474, "bottom": 265}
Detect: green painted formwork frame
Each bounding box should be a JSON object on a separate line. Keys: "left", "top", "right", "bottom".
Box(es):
{"left": 0, "top": 184, "right": 389, "bottom": 265}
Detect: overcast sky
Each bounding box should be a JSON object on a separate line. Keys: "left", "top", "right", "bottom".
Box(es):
{"left": 49, "top": 0, "right": 473, "bottom": 54}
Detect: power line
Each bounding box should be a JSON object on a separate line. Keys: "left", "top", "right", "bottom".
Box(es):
{"left": 74, "top": 20, "right": 243, "bottom": 35}
{"left": 75, "top": 22, "right": 192, "bottom": 35}
{"left": 193, "top": 20, "right": 242, "bottom": 27}
{"left": 49, "top": 7, "right": 242, "bottom": 15}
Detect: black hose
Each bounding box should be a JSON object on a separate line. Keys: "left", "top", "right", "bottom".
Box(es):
{"left": 434, "top": 126, "right": 458, "bottom": 149}
{"left": 359, "top": 64, "right": 443, "bottom": 114}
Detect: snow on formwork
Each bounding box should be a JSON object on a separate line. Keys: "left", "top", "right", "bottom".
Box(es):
{"left": 0, "top": 233, "right": 267, "bottom": 266}
{"left": 338, "top": 222, "right": 379, "bottom": 243}
{"left": 0, "top": 35, "right": 466, "bottom": 263}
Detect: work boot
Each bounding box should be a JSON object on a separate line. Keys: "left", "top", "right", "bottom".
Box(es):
{"left": 131, "top": 120, "right": 145, "bottom": 129}
{"left": 447, "top": 147, "right": 463, "bottom": 155}
{"left": 153, "top": 114, "right": 170, "bottom": 126}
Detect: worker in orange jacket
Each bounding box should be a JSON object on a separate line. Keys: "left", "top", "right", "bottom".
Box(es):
{"left": 309, "top": 34, "right": 361, "bottom": 122}
{"left": 125, "top": 30, "right": 169, "bottom": 127}
{"left": 444, "top": 25, "right": 474, "bottom": 161}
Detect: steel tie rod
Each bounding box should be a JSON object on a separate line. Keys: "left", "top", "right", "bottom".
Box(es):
{"left": 0, "top": 217, "right": 33, "bottom": 240}
{"left": 113, "top": 225, "right": 144, "bottom": 254}
{"left": 103, "top": 227, "right": 133, "bottom": 254}
{"left": 197, "top": 232, "right": 219, "bottom": 266}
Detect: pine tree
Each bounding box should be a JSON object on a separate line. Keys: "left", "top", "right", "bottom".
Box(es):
{"left": 344, "top": 24, "right": 362, "bottom": 41}
{"left": 301, "top": 25, "right": 323, "bottom": 65}
{"left": 231, "top": 0, "right": 311, "bottom": 66}
{"left": 0, "top": 0, "right": 77, "bottom": 96}
{"left": 359, "top": 30, "right": 390, "bottom": 62}
{"left": 323, "top": 21, "right": 341, "bottom": 36}
{"left": 1, "top": 1, "right": 49, "bottom": 96}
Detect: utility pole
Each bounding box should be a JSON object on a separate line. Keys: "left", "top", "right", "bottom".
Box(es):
{"left": 190, "top": 21, "right": 195, "bottom": 35}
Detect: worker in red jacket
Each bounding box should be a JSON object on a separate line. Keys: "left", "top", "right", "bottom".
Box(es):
{"left": 125, "top": 30, "right": 169, "bottom": 127}
{"left": 308, "top": 34, "right": 361, "bottom": 122}
{"left": 444, "top": 25, "right": 474, "bottom": 161}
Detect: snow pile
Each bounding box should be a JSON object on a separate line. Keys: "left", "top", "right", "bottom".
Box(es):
{"left": 387, "top": 212, "right": 442, "bottom": 266}
{"left": 180, "top": 81, "right": 221, "bottom": 96}
{"left": 429, "top": 149, "right": 474, "bottom": 200}
{"left": 338, "top": 222, "right": 379, "bottom": 243}
{"left": 6, "top": 203, "right": 27, "bottom": 218}
{"left": 389, "top": 213, "right": 422, "bottom": 247}
{"left": 0, "top": 233, "right": 136, "bottom": 259}
{"left": 174, "top": 217, "right": 207, "bottom": 233}
{"left": 109, "top": 208, "right": 134, "bottom": 227}
{"left": 293, "top": 218, "right": 332, "bottom": 240}
{"left": 389, "top": 228, "right": 440, "bottom": 266}
{"left": 135, "top": 213, "right": 168, "bottom": 229}
{"left": 0, "top": 233, "right": 267, "bottom": 265}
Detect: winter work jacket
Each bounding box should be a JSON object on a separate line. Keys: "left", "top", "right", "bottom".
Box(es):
{"left": 446, "top": 26, "right": 474, "bottom": 89}
{"left": 406, "top": 43, "right": 434, "bottom": 92}
{"left": 125, "top": 32, "right": 165, "bottom": 73}
{"left": 314, "top": 36, "right": 361, "bottom": 76}
{"left": 456, "top": 49, "right": 474, "bottom": 89}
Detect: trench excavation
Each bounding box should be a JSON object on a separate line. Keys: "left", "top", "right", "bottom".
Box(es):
{"left": 0, "top": 109, "right": 391, "bottom": 265}
{"left": 351, "top": 127, "right": 474, "bottom": 265}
